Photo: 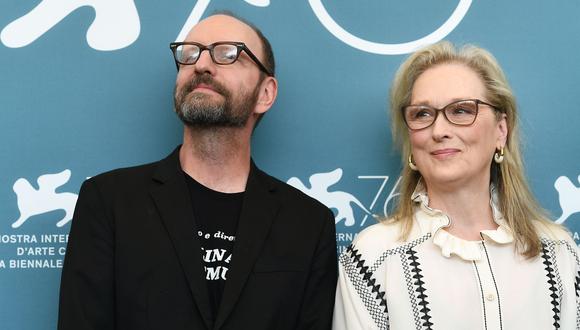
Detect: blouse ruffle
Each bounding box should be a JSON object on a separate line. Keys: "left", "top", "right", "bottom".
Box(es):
{"left": 411, "top": 181, "right": 514, "bottom": 261}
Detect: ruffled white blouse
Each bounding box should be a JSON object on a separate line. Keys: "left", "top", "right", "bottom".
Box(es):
{"left": 333, "top": 184, "right": 580, "bottom": 330}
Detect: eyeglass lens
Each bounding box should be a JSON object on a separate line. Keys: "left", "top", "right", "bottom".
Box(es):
{"left": 174, "top": 44, "right": 239, "bottom": 65}
{"left": 405, "top": 100, "right": 479, "bottom": 129}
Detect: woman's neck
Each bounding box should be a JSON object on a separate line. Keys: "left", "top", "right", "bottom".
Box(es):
{"left": 426, "top": 180, "right": 498, "bottom": 241}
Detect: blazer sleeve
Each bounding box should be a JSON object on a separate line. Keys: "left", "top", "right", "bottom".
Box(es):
{"left": 58, "top": 179, "right": 115, "bottom": 330}
{"left": 296, "top": 208, "right": 338, "bottom": 330}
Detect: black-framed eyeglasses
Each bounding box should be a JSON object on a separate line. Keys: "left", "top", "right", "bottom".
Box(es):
{"left": 169, "top": 41, "right": 272, "bottom": 76}
{"left": 402, "top": 99, "right": 499, "bottom": 130}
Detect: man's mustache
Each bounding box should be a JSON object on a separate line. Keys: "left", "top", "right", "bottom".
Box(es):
{"left": 181, "top": 74, "right": 229, "bottom": 97}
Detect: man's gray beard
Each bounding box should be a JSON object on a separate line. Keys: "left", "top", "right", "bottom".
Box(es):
{"left": 174, "top": 86, "right": 258, "bottom": 128}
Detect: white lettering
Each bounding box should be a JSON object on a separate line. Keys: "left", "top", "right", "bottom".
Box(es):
{"left": 0, "top": 260, "right": 5, "bottom": 268}
{"left": 9, "top": 259, "right": 63, "bottom": 269}
{"left": 201, "top": 248, "right": 227, "bottom": 262}
{"left": 0, "top": 234, "right": 37, "bottom": 244}
{"left": 336, "top": 233, "right": 354, "bottom": 242}
{"left": 16, "top": 246, "right": 55, "bottom": 256}
{"left": 212, "top": 249, "right": 226, "bottom": 262}
{"left": 204, "top": 266, "right": 228, "bottom": 280}
{"left": 213, "top": 231, "right": 235, "bottom": 241}
{"left": 205, "top": 266, "right": 219, "bottom": 280}
{"left": 41, "top": 234, "right": 68, "bottom": 243}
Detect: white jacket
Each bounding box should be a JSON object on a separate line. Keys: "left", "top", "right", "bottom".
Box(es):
{"left": 333, "top": 186, "right": 580, "bottom": 330}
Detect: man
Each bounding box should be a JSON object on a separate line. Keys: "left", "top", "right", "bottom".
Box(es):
{"left": 58, "top": 13, "right": 337, "bottom": 330}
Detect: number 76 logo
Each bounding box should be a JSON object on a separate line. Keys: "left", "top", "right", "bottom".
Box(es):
{"left": 1, "top": 0, "right": 472, "bottom": 54}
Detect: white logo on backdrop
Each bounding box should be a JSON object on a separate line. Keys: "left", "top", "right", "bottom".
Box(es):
{"left": 177, "top": 0, "right": 472, "bottom": 55}
{"left": 288, "top": 169, "right": 401, "bottom": 227}
{"left": 554, "top": 175, "right": 580, "bottom": 224}
{"left": 0, "top": 0, "right": 471, "bottom": 54}
{"left": 1, "top": 0, "right": 139, "bottom": 51}
{"left": 307, "top": 0, "right": 472, "bottom": 55}
{"left": 288, "top": 168, "right": 372, "bottom": 226}
{"left": 12, "top": 169, "right": 78, "bottom": 228}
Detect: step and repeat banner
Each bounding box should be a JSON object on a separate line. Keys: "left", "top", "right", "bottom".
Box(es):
{"left": 1, "top": 1, "right": 579, "bottom": 329}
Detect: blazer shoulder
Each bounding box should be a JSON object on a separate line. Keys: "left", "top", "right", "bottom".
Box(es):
{"left": 92, "top": 161, "right": 157, "bottom": 180}
{"left": 85, "top": 159, "right": 162, "bottom": 193}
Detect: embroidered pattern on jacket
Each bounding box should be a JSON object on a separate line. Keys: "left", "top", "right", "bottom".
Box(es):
{"left": 401, "top": 252, "right": 421, "bottom": 329}
{"left": 406, "top": 248, "right": 433, "bottom": 329}
{"left": 547, "top": 238, "right": 580, "bottom": 329}
{"left": 370, "top": 234, "right": 431, "bottom": 272}
{"left": 340, "top": 245, "right": 389, "bottom": 330}
{"left": 540, "top": 240, "right": 563, "bottom": 329}
{"left": 576, "top": 269, "right": 580, "bottom": 330}
{"left": 396, "top": 234, "right": 432, "bottom": 330}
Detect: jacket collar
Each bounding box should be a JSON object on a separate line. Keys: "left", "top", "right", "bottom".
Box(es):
{"left": 149, "top": 147, "right": 213, "bottom": 328}
{"left": 411, "top": 180, "right": 514, "bottom": 261}
{"left": 150, "top": 146, "right": 280, "bottom": 329}
{"left": 214, "top": 161, "right": 280, "bottom": 329}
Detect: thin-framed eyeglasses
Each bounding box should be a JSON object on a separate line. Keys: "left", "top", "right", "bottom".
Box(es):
{"left": 402, "top": 99, "right": 499, "bottom": 130}
{"left": 169, "top": 41, "right": 273, "bottom": 76}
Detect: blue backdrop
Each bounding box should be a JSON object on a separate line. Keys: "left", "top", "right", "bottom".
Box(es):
{"left": 1, "top": 1, "right": 579, "bottom": 329}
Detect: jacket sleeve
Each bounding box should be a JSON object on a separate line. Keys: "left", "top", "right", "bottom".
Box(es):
{"left": 296, "top": 208, "right": 338, "bottom": 330}
{"left": 58, "top": 179, "right": 115, "bottom": 330}
{"left": 555, "top": 234, "right": 580, "bottom": 330}
{"left": 567, "top": 240, "right": 580, "bottom": 329}
{"left": 574, "top": 245, "right": 580, "bottom": 329}
{"left": 332, "top": 244, "right": 382, "bottom": 330}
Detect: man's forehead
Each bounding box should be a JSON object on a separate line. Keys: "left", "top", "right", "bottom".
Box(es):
{"left": 185, "top": 15, "right": 260, "bottom": 48}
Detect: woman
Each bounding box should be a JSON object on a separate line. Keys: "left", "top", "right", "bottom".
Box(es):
{"left": 333, "top": 41, "right": 579, "bottom": 330}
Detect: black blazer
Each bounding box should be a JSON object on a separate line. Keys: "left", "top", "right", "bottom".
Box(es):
{"left": 58, "top": 147, "right": 337, "bottom": 330}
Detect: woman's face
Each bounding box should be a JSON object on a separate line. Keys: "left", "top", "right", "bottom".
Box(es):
{"left": 408, "top": 63, "right": 507, "bottom": 190}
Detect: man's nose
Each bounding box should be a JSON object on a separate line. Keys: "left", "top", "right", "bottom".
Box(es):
{"left": 193, "top": 50, "right": 216, "bottom": 75}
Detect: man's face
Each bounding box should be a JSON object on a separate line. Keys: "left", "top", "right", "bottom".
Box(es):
{"left": 173, "top": 15, "right": 266, "bottom": 128}
{"left": 173, "top": 70, "right": 260, "bottom": 128}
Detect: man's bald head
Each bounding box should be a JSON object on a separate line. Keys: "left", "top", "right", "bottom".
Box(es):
{"left": 184, "top": 12, "right": 275, "bottom": 76}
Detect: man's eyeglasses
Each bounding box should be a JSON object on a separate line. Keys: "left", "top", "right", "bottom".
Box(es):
{"left": 402, "top": 99, "right": 500, "bottom": 130}
{"left": 169, "top": 41, "right": 273, "bottom": 76}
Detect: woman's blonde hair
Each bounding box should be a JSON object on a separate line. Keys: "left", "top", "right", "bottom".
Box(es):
{"left": 389, "top": 41, "right": 555, "bottom": 258}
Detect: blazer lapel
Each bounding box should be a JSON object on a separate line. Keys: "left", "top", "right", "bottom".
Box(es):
{"left": 149, "top": 148, "right": 213, "bottom": 329}
{"left": 214, "top": 163, "right": 280, "bottom": 329}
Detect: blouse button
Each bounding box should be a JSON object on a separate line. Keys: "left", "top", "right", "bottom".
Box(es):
{"left": 485, "top": 293, "right": 496, "bottom": 301}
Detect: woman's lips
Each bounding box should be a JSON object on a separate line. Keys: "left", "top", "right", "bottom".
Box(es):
{"left": 431, "top": 148, "right": 460, "bottom": 159}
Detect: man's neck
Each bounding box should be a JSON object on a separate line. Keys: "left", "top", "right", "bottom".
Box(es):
{"left": 180, "top": 126, "right": 252, "bottom": 193}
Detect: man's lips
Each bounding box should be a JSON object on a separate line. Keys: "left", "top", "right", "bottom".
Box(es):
{"left": 192, "top": 84, "right": 218, "bottom": 93}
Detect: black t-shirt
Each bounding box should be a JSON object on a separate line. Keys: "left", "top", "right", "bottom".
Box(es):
{"left": 183, "top": 172, "right": 244, "bottom": 321}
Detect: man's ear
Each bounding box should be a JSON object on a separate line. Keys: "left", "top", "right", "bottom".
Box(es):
{"left": 254, "top": 76, "right": 277, "bottom": 115}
